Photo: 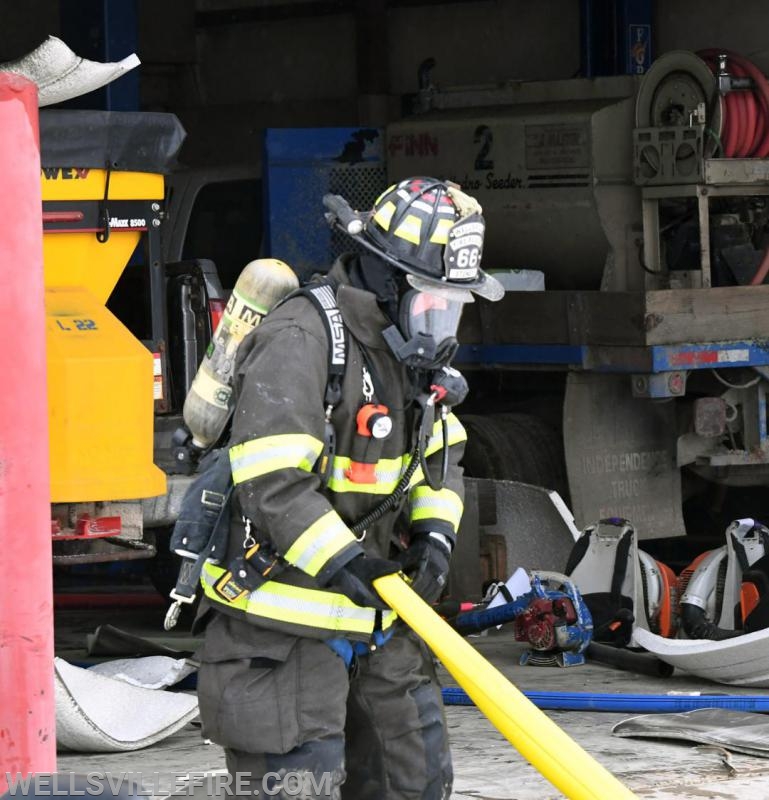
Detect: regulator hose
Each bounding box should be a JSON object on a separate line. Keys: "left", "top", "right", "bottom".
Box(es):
{"left": 350, "top": 441, "right": 421, "bottom": 535}
{"left": 350, "top": 393, "right": 449, "bottom": 535}
{"left": 421, "top": 402, "right": 449, "bottom": 491}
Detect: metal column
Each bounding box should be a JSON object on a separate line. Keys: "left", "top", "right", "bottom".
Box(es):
{"left": 59, "top": 0, "right": 139, "bottom": 110}
{"left": 580, "top": 0, "right": 652, "bottom": 77}
{"left": 0, "top": 74, "right": 55, "bottom": 787}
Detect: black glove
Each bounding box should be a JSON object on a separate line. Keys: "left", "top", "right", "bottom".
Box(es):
{"left": 398, "top": 533, "right": 451, "bottom": 604}
{"left": 328, "top": 554, "right": 401, "bottom": 610}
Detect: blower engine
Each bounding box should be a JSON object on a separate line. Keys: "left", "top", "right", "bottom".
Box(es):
{"left": 678, "top": 518, "right": 769, "bottom": 639}
{"left": 450, "top": 571, "right": 593, "bottom": 667}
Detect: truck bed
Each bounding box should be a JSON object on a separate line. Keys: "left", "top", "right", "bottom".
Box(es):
{"left": 458, "top": 286, "right": 769, "bottom": 373}
{"left": 460, "top": 285, "right": 769, "bottom": 347}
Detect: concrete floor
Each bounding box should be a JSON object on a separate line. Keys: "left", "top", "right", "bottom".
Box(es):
{"left": 54, "top": 598, "right": 769, "bottom": 799}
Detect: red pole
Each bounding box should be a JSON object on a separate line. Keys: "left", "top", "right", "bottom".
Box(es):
{"left": 0, "top": 73, "right": 55, "bottom": 786}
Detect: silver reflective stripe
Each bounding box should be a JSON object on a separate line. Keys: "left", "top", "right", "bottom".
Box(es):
{"left": 229, "top": 433, "right": 323, "bottom": 484}
{"left": 284, "top": 511, "right": 356, "bottom": 576}
{"left": 200, "top": 565, "right": 381, "bottom": 634}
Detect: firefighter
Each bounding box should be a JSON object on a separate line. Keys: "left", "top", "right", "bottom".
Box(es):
{"left": 195, "top": 177, "right": 504, "bottom": 799}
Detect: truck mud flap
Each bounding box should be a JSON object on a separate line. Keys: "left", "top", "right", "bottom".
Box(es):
{"left": 452, "top": 477, "right": 579, "bottom": 600}
{"left": 563, "top": 372, "right": 684, "bottom": 539}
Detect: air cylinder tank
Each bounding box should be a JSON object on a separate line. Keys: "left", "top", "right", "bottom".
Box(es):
{"left": 183, "top": 258, "right": 299, "bottom": 448}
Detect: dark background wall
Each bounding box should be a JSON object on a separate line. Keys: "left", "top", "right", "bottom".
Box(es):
{"left": 1, "top": 1, "right": 768, "bottom": 167}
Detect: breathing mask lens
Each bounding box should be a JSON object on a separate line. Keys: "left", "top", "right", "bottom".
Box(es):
{"left": 400, "top": 289, "right": 464, "bottom": 347}
{"left": 387, "top": 288, "right": 465, "bottom": 369}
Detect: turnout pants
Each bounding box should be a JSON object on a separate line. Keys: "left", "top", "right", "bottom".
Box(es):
{"left": 197, "top": 625, "right": 452, "bottom": 800}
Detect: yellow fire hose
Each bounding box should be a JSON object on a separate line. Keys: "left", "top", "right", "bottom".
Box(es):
{"left": 373, "top": 574, "right": 638, "bottom": 800}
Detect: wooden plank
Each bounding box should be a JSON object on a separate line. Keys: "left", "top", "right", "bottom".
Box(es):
{"left": 644, "top": 285, "right": 769, "bottom": 345}
{"left": 462, "top": 291, "right": 648, "bottom": 346}
{"left": 460, "top": 286, "right": 769, "bottom": 348}
{"left": 568, "top": 291, "right": 647, "bottom": 345}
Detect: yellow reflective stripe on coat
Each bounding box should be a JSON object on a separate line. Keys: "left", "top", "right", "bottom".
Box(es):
{"left": 319, "top": 415, "right": 465, "bottom": 495}
{"left": 201, "top": 564, "right": 397, "bottom": 634}
{"left": 283, "top": 510, "right": 358, "bottom": 577}
{"left": 229, "top": 433, "right": 324, "bottom": 484}
{"left": 410, "top": 486, "right": 464, "bottom": 530}
{"left": 326, "top": 454, "right": 407, "bottom": 495}
{"left": 424, "top": 413, "right": 467, "bottom": 458}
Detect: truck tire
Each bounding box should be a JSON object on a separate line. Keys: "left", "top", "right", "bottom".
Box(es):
{"left": 459, "top": 412, "right": 570, "bottom": 501}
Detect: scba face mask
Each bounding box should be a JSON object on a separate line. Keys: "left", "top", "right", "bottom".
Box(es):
{"left": 383, "top": 288, "right": 468, "bottom": 370}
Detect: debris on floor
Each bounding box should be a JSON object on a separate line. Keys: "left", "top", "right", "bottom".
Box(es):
{"left": 613, "top": 707, "right": 769, "bottom": 758}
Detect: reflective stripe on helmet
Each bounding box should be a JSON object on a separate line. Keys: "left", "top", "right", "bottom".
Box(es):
{"left": 283, "top": 509, "right": 358, "bottom": 577}
{"left": 429, "top": 217, "right": 454, "bottom": 245}
{"left": 393, "top": 213, "right": 422, "bottom": 245}
{"left": 229, "top": 433, "right": 323, "bottom": 483}
{"left": 373, "top": 200, "right": 396, "bottom": 231}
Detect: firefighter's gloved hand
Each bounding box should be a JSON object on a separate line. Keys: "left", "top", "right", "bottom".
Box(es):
{"left": 398, "top": 532, "right": 452, "bottom": 604}
{"left": 329, "top": 554, "right": 400, "bottom": 610}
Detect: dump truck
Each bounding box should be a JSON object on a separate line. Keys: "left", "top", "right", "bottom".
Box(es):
{"left": 386, "top": 51, "right": 769, "bottom": 553}
{"left": 42, "top": 109, "right": 225, "bottom": 567}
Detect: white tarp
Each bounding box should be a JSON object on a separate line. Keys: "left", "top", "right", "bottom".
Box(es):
{"left": 55, "top": 658, "right": 199, "bottom": 752}
{"left": 634, "top": 626, "right": 769, "bottom": 688}
{"left": 89, "top": 656, "right": 197, "bottom": 690}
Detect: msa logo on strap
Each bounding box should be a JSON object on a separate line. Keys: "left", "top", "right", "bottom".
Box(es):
{"left": 309, "top": 284, "right": 346, "bottom": 367}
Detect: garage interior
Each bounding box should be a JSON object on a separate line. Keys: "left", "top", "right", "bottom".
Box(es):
{"left": 6, "top": 2, "right": 769, "bottom": 799}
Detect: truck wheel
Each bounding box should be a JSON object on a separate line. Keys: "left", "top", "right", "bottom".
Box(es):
{"left": 459, "top": 412, "right": 569, "bottom": 501}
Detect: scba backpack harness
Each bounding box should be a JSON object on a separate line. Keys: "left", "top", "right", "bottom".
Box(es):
{"left": 164, "top": 279, "right": 347, "bottom": 630}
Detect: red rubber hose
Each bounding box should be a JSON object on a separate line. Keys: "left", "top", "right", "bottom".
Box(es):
{"left": 733, "top": 63, "right": 758, "bottom": 155}
{"left": 734, "top": 83, "right": 750, "bottom": 156}
{"left": 700, "top": 49, "right": 769, "bottom": 158}
{"left": 749, "top": 246, "right": 769, "bottom": 285}
{"left": 723, "top": 91, "right": 741, "bottom": 156}
{"left": 699, "top": 50, "right": 769, "bottom": 156}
